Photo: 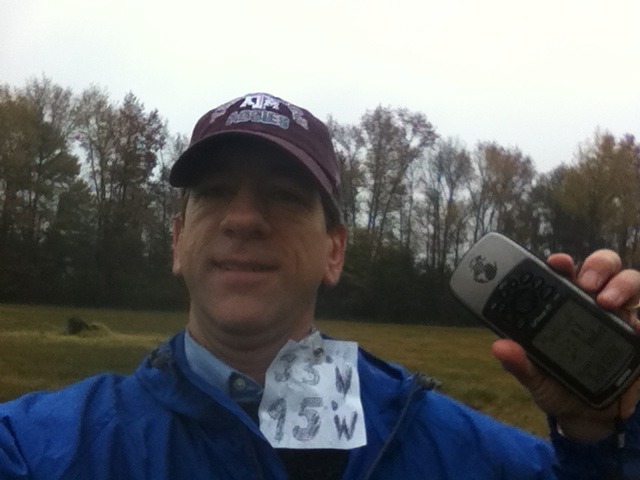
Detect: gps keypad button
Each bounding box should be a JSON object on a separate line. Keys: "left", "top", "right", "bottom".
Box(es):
{"left": 483, "top": 260, "right": 556, "bottom": 336}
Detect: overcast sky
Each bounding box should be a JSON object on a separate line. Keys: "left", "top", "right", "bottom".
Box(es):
{"left": 2, "top": 0, "right": 639, "bottom": 172}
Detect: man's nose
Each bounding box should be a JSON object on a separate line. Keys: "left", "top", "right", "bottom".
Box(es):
{"left": 219, "top": 187, "right": 270, "bottom": 238}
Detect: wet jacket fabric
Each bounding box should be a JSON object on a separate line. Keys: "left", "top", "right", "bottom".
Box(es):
{"left": 0, "top": 330, "right": 633, "bottom": 479}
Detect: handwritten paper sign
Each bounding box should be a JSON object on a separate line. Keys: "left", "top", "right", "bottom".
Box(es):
{"left": 259, "top": 332, "right": 367, "bottom": 449}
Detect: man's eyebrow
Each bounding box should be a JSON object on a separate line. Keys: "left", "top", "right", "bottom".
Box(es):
{"left": 267, "top": 162, "right": 315, "bottom": 184}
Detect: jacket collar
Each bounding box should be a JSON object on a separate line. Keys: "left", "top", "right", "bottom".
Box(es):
{"left": 135, "top": 331, "right": 264, "bottom": 434}
{"left": 134, "top": 330, "right": 433, "bottom": 464}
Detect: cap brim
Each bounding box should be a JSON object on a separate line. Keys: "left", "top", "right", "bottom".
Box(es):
{"left": 169, "top": 131, "right": 334, "bottom": 198}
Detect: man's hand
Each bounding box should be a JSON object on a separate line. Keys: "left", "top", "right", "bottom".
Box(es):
{"left": 492, "top": 249, "right": 640, "bottom": 441}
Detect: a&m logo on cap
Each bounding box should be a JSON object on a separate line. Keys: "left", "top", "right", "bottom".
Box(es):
{"left": 210, "top": 93, "right": 310, "bottom": 131}
{"left": 239, "top": 94, "right": 282, "bottom": 111}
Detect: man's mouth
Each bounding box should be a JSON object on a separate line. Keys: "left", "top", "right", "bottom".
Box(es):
{"left": 213, "top": 261, "right": 276, "bottom": 273}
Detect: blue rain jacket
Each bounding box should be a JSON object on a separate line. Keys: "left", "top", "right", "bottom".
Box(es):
{"left": 0, "top": 330, "right": 635, "bottom": 479}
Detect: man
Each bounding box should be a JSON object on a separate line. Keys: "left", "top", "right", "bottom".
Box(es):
{"left": 0, "top": 92, "right": 639, "bottom": 479}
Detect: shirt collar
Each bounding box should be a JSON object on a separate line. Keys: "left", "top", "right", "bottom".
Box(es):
{"left": 183, "top": 329, "right": 263, "bottom": 404}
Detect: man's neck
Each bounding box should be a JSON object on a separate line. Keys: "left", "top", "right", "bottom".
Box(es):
{"left": 186, "top": 313, "right": 314, "bottom": 385}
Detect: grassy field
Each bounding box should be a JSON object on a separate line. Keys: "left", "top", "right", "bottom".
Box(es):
{"left": 0, "top": 303, "right": 548, "bottom": 437}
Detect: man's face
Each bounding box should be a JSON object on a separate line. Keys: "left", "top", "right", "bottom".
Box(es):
{"left": 172, "top": 140, "right": 346, "bottom": 342}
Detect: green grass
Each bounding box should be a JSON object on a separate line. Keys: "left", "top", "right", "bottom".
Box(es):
{"left": 0, "top": 304, "right": 184, "bottom": 399}
{"left": 0, "top": 304, "right": 547, "bottom": 437}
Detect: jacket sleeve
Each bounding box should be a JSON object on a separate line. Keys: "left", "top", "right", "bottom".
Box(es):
{"left": 550, "top": 405, "right": 640, "bottom": 479}
{"left": 621, "top": 407, "right": 640, "bottom": 477}
{"left": 549, "top": 416, "right": 620, "bottom": 479}
{"left": 404, "top": 388, "right": 637, "bottom": 479}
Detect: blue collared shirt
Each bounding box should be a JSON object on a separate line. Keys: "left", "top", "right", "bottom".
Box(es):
{"left": 183, "top": 330, "right": 263, "bottom": 407}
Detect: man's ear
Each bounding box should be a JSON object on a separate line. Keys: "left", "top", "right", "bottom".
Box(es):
{"left": 171, "top": 215, "right": 183, "bottom": 276}
{"left": 323, "top": 225, "right": 347, "bottom": 286}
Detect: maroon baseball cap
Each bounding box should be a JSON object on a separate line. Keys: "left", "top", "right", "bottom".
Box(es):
{"left": 170, "top": 92, "right": 341, "bottom": 218}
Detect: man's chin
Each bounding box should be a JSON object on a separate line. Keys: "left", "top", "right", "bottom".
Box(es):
{"left": 210, "top": 307, "right": 283, "bottom": 337}
{"left": 217, "top": 317, "right": 274, "bottom": 336}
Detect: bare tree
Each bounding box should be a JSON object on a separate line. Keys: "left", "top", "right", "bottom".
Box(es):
{"left": 468, "top": 142, "right": 537, "bottom": 244}
{"left": 74, "top": 88, "right": 167, "bottom": 304}
{"left": 326, "top": 116, "right": 366, "bottom": 229}
{"left": 419, "top": 137, "right": 473, "bottom": 272}
{"left": 360, "top": 106, "right": 437, "bottom": 260}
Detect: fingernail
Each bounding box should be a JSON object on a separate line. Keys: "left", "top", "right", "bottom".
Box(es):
{"left": 579, "top": 270, "right": 602, "bottom": 291}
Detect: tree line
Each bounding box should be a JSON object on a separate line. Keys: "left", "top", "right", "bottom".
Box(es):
{"left": 2, "top": 77, "right": 639, "bottom": 324}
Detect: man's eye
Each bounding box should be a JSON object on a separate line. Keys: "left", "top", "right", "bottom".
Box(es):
{"left": 270, "top": 188, "right": 308, "bottom": 205}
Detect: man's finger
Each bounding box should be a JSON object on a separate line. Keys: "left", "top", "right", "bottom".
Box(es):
{"left": 596, "top": 268, "right": 640, "bottom": 311}
{"left": 546, "top": 253, "right": 577, "bottom": 280}
{"left": 491, "top": 339, "right": 539, "bottom": 386}
{"left": 576, "top": 249, "right": 622, "bottom": 293}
